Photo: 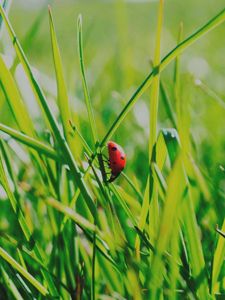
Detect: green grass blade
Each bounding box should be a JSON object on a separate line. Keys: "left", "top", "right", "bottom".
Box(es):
{"left": 77, "top": 14, "right": 98, "bottom": 145}
{"left": 168, "top": 219, "right": 180, "bottom": 300}
{"left": 45, "top": 197, "right": 97, "bottom": 233}
{"left": 211, "top": 219, "right": 225, "bottom": 293}
{"left": 135, "top": 178, "right": 149, "bottom": 259}
{"left": 195, "top": 79, "right": 225, "bottom": 110}
{"left": 149, "top": 0, "right": 164, "bottom": 159}
{"left": 160, "top": 81, "right": 177, "bottom": 127}
{"left": 0, "top": 0, "right": 11, "bottom": 32}
{"left": 110, "top": 184, "right": 137, "bottom": 226}
{"left": 48, "top": 7, "right": 72, "bottom": 141}
{"left": 99, "top": 7, "right": 225, "bottom": 146}
{"left": 148, "top": 0, "right": 164, "bottom": 250}
{"left": 149, "top": 155, "right": 186, "bottom": 299}
{"left": 152, "top": 163, "right": 167, "bottom": 197}
{"left": 174, "top": 22, "right": 183, "bottom": 116}
{"left": 135, "top": 0, "right": 164, "bottom": 258}
{"left": 0, "top": 123, "right": 58, "bottom": 160}
{"left": 182, "top": 191, "right": 210, "bottom": 299}
{"left": 0, "top": 153, "right": 32, "bottom": 241}
{"left": 11, "top": 5, "right": 46, "bottom": 72}
{"left": 0, "top": 54, "right": 35, "bottom": 137}
{"left": 0, "top": 247, "right": 48, "bottom": 296}
{"left": 0, "top": 265, "right": 23, "bottom": 300}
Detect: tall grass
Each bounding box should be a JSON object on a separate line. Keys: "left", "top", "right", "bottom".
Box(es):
{"left": 0, "top": 2, "right": 225, "bottom": 299}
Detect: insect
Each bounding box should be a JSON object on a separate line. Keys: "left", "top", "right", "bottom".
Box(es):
{"left": 107, "top": 141, "right": 126, "bottom": 182}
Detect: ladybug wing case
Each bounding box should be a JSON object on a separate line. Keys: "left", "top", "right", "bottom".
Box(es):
{"left": 107, "top": 141, "right": 126, "bottom": 182}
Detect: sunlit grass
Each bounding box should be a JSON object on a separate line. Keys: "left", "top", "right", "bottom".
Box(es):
{"left": 0, "top": 1, "right": 225, "bottom": 299}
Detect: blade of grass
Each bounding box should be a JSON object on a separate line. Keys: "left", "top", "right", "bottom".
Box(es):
{"left": 0, "top": 123, "right": 58, "bottom": 160}
{"left": 174, "top": 22, "right": 183, "bottom": 123}
{"left": 77, "top": 14, "right": 98, "bottom": 146}
{"left": 173, "top": 21, "right": 210, "bottom": 296}
{"left": 91, "top": 230, "right": 96, "bottom": 300}
{"left": 0, "top": 265, "right": 23, "bottom": 300}
{"left": 99, "top": 7, "right": 225, "bottom": 147}
{"left": 0, "top": 0, "right": 10, "bottom": 33}
{"left": 110, "top": 184, "right": 137, "bottom": 226}
{"left": 160, "top": 81, "right": 177, "bottom": 127}
{"left": 135, "top": 0, "right": 164, "bottom": 258}
{"left": 181, "top": 180, "right": 210, "bottom": 299}
{"left": 0, "top": 247, "right": 48, "bottom": 296}
{"left": 135, "top": 128, "right": 180, "bottom": 257}
{"left": 0, "top": 55, "right": 35, "bottom": 137}
{"left": 195, "top": 79, "right": 225, "bottom": 110}
{"left": 148, "top": 0, "right": 164, "bottom": 250}
{"left": 0, "top": 139, "right": 19, "bottom": 197}
{"left": 149, "top": 0, "right": 164, "bottom": 160}
{"left": 168, "top": 219, "right": 180, "bottom": 300}
{"left": 45, "top": 197, "right": 97, "bottom": 233}
{"left": 0, "top": 232, "right": 72, "bottom": 294}
{"left": 48, "top": 7, "right": 73, "bottom": 143}
{"left": 0, "top": 52, "right": 59, "bottom": 199}
{"left": 149, "top": 155, "right": 186, "bottom": 299}
{"left": 211, "top": 219, "right": 225, "bottom": 293}
{"left": 11, "top": 4, "right": 46, "bottom": 72}
{"left": 121, "top": 173, "right": 143, "bottom": 203}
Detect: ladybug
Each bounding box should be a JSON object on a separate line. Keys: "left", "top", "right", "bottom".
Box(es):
{"left": 107, "top": 141, "right": 126, "bottom": 182}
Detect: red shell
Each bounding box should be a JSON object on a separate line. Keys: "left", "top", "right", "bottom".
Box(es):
{"left": 107, "top": 141, "right": 126, "bottom": 182}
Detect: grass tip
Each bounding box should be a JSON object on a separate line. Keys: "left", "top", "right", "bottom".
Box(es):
{"left": 77, "top": 14, "right": 82, "bottom": 27}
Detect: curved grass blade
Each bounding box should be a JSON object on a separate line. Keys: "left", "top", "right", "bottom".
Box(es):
{"left": 0, "top": 123, "right": 58, "bottom": 160}
{"left": 100, "top": 7, "right": 225, "bottom": 147}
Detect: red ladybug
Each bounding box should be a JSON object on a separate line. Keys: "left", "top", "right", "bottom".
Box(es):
{"left": 107, "top": 141, "right": 126, "bottom": 182}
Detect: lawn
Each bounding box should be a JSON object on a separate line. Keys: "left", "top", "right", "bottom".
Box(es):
{"left": 0, "top": 0, "right": 225, "bottom": 299}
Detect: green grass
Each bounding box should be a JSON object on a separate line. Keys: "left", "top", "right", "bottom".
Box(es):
{"left": 0, "top": 1, "right": 225, "bottom": 299}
